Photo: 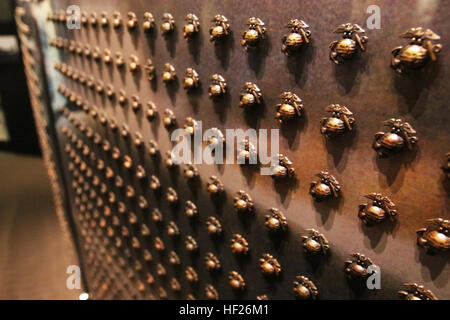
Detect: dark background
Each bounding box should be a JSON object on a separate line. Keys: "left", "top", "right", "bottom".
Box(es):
{"left": 0, "top": 0, "right": 79, "bottom": 300}
{"left": 0, "top": 0, "right": 39, "bottom": 154}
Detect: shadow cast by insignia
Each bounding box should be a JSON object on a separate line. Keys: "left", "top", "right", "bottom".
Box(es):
{"left": 243, "top": 101, "right": 266, "bottom": 129}
{"left": 163, "top": 29, "right": 178, "bottom": 58}
{"left": 312, "top": 193, "right": 343, "bottom": 227}
{"left": 151, "top": 184, "right": 162, "bottom": 202}
{"left": 211, "top": 233, "right": 226, "bottom": 252}
{"left": 168, "top": 166, "right": 180, "bottom": 186}
{"left": 147, "top": 74, "right": 158, "bottom": 92}
{"left": 187, "top": 177, "right": 201, "bottom": 200}
{"left": 304, "top": 250, "right": 331, "bottom": 278}
{"left": 210, "top": 191, "right": 226, "bottom": 215}
{"left": 188, "top": 215, "right": 199, "bottom": 234}
{"left": 273, "top": 177, "right": 299, "bottom": 206}
{"left": 164, "top": 78, "right": 180, "bottom": 106}
{"left": 285, "top": 41, "right": 315, "bottom": 87}
{"left": 148, "top": 144, "right": 161, "bottom": 169}
{"left": 239, "top": 163, "right": 260, "bottom": 188}
{"left": 267, "top": 228, "right": 289, "bottom": 252}
{"left": 144, "top": 28, "right": 157, "bottom": 54}
{"left": 417, "top": 248, "right": 450, "bottom": 282}
{"left": 131, "top": 68, "right": 142, "bottom": 91}
{"left": 325, "top": 128, "right": 358, "bottom": 171}
{"left": 102, "top": 24, "right": 111, "bottom": 44}
{"left": 392, "top": 62, "right": 441, "bottom": 117}
{"left": 214, "top": 34, "right": 234, "bottom": 70}
{"left": 261, "top": 271, "right": 284, "bottom": 291}
{"left": 360, "top": 219, "right": 399, "bottom": 252}
{"left": 187, "top": 33, "right": 203, "bottom": 64}
{"left": 118, "top": 66, "right": 127, "bottom": 85}
{"left": 247, "top": 38, "right": 270, "bottom": 79}
{"left": 280, "top": 112, "right": 307, "bottom": 151}
{"left": 128, "top": 27, "right": 140, "bottom": 49}
{"left": 186, "top": 84, "right": 203, "bottom": 114}
{"left": 114, "top": 25, "right": 124, "bottom": 47}
{"left": 106, "top": 63, "right": 114, "bottom": 80}
{"left": 212, "top": 91, "right": 231, "bottom": 124}
{"left": 333, "top": 52, "right": 369, "bottom": 95}
{"left": 346, "top": 277, "right": 379, "bottom": 299}
{"left": 374, "top": 147, "right": 419, "bottom": 190}
{"left": 235, "top": 251, "right": 252, "bottom": 272}
{"left": 441, "top": 176, "right": 450, "bottom": 197}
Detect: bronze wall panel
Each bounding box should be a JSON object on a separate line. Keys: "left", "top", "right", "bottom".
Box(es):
{"left": 21, "top": 0, "right": 450, "bottom": 299}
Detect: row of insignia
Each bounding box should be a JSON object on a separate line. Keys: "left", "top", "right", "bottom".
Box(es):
{"left": 48, "top": 10, "right": 443, "bottom": 74}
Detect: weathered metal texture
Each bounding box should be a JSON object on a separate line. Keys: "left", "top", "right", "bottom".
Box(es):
{"left": 34, "top": 0, "right": 450, "bottom": 299}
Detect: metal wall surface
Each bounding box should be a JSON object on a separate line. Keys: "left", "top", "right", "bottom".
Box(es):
{"left": 26, "top": 0, "right": 450, "bottom": 299}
